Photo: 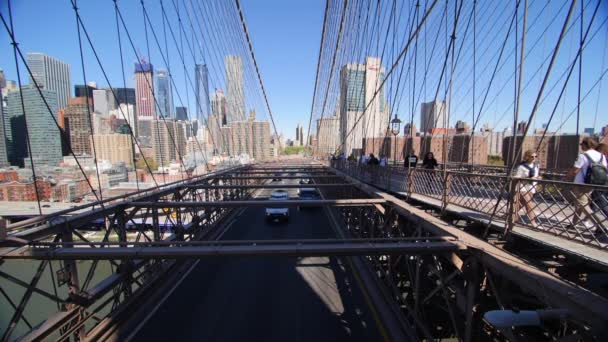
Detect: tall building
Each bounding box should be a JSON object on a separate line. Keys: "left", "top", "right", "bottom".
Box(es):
{"left": 5, "top": 87, "right": 62, "bottom": 167}
{"left": 109, "top": 103, "right": 136, "bottom": 136}
{"left": 339, "top": 57, "right": 388, "bottom": 155}
{"left": 135, "top": 60, "right": 155, "bottom": 137}
{"left": 316, "top": 116, "right": 340, "bottom": 155}
{"left": 231, "top": 121, "right": 254, "bottom": 157}
{"left": 211, "top": 89, "right": 227, "bottom": 125}
{"left": 92, "top": 89, "right": 116, "bottom": 116}
{"left": 0, "top": 70, "right": 9, "bottom": 167}
{"left": 225, "top": 55, "right": 245, "bottom": 123}
{"left": 420, "top": 100, "right": 448, "bottom": 134}
{"left": 252, "top": 121, "right": 271, "bottom": 161}
{"left": 156, "top": 69, "right": 173, "bottom": 119}
{"left": 295, "top": 124, "right": 305, "bottom": 146}
{"left": 195, "top": 64, "right": 210, "bottom": 122}
{"left": 65, "top": 97, "right": 93, "bottom": 155}
{"left": 26, "top": 53, "right": 71, "bottom": 110}
{"left": 175, "top": 106, "right": 188, "bottom": 121}
{"left": 74, "top": 83, "right": 96, "bottom": 99}
{"left": 112, "top": 87, "right": 136, "bottom": 106}
{"left": 151, "top": 119, "right": 186, "bottom": 166}
{"left": 91, "top": 133, "right": 134, "bottom": 167}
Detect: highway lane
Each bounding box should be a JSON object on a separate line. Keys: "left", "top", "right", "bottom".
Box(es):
{"left": 133, "top": 176, "right": 384, "bottom": 342}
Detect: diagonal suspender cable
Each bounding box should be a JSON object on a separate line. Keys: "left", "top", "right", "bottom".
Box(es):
{"left": 305, "top": 0, "right": 330, "bottom": 149}
{"left": 338, "top": 0, "right": 439, "bottom": 154}
{"left": 234, "top": 0, "right": 281, "bottom": 151}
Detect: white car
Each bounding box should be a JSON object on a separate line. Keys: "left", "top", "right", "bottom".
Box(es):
{"left": 265, "top": 190, "right": 289, "bottom": 222}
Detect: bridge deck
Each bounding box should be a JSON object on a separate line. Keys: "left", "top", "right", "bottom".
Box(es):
{"left": 131, "top": 177, "right": 385, "bottom": 341}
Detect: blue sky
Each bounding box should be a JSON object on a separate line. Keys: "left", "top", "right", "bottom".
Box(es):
{"left": 1, "top": 0, "right": 607, "bottom": 141}
{"left": 0, "top": 0, "right": 324, "bottom": 140}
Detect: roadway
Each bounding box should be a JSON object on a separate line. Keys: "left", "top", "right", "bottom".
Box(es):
{"left": 133, "top": 176, "right": 384, "bottom": 341}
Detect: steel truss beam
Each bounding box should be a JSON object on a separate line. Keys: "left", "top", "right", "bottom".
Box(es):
{"left": 131, "top": 199, "right": 386, "bottom": 208}
{"left": 8, "top": 239, "right": 465, "bottom": 260}
{"left": 189, "top": 184, "right": 349, "bottom": 189}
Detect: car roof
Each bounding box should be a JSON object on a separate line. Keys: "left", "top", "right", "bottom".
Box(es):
{"left": 300, "top": 188, "right": 317, "bottom": 192}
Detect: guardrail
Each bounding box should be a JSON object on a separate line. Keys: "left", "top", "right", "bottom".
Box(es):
{"left": 331, "top": 160, "right": 608, "bottom": 250}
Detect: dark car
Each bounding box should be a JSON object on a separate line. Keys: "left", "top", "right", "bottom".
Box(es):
{"left": 272, "top": 173, "right": 282, "bottom": 182}
{"left": 298, "top": 188, "right": 320, "bottom": 210}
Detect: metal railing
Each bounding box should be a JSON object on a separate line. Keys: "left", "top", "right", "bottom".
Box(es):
{"left": 331, "top": 160, "right": 608, "bottom": 250}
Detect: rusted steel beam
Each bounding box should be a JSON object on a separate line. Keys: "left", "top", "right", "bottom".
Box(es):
{"left": 332, "top": 167, "right": 608, "bottom": 332}
{"left": 189, "top": 184, "right": 349, "bottom": 189}
{"left": 16, "top": 241, "right": 464, "bottom": 260}
{"left": 213, "top": 175, "right": 343, "bottom": 180}
{"left": 131, "top": 199, "right": 386, "bottom": 208}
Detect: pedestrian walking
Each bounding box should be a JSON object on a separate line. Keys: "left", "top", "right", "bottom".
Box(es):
{"left": 567, "top": 137, "right": 608, "bottom": 233}
{"left": 512, "top": 150, "right": 540, "bottom": 227}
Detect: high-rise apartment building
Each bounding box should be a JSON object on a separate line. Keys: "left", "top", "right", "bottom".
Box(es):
{"left": 92, "top": 89, "right": 116, "bottom": 116}
{"left": 91, "top": 133, "right": 134, "bottom": 167}
{"left": 211, "top": 89, "right": 227, "bottom": 125}
{"left": 151, "top": 119, "right": 186, "bottom": 166}
{"left": 5, "top": 87, "right": 62, "bottom": 167}
{"left": 231, "top": 121, "right": 254, "bottom": 157}
{"left": 175, "top": 106, "right": 188, "bottom": 121}
{"left": 135, "top": 61, "right": 155, "bottom": 137}
{"left": 252, "top": 121, "right": 271, "bottom": 161}
{"left": 420, "top": 100, "right": 448, "bottom": 134}
{"left": 109, "top": 103, "right": 136, "bottom": 135}
{"left": 156, "top": 69, "right": 173, "bottom": 119}
{"left": 316, "top": 116, "right": 340, "bottom": 155}
{"left": 65, "top": 97, "right": 93, "bottom": 155}
{"left": 195, "top": 64, "right": 210, "bottom": 122}
{"left": 112, "top": 87, "right": 136, "bottom": 106}
{"left": 225, "top": 55, "right": 245, "bottom": 123}
{"left": 295, "top": 124, "right": 305, "bottom": 146}
{"left": 74, "top": 83, "right": 96, "bottom": 99}
{"left": 26, "top": 53, "right": 71, "bottom": 110}
{"left": 339, "top": 57, "right": 388, "bottom": 155}
{"left": 0, "top": 70, "right": 10, "bottom": 167}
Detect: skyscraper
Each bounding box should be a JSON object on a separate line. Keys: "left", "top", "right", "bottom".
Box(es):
{"left": 420, "top": 100, "right": 447, "bottom": 134}
{"left": 339, "top": 57, "right": 388, "bottom": 155}
{"left": 135, "top": 60, "right": 155, "bottom": 138}
{"left": 195, "top": 64, "right": 210, "bottom": 122}
{"left": 316, "top": 116, "right": 340, "bottom": 155}
{"left": 92, "top": 89, "right": 116, "bottom": 116}
{"left": 112, "top": 87, "right": 136, "bottom": 106}
{"left": 5, "top": 87, "right": 62, "bottom": 167}
{"left": 26, "top": 53, "right": 71, "bottom": 110}
{"left": 151, "top": 119, "right": 185, "bottom": 166}
{"left": 156, "top": 69, "right": 173, "bottom": 119}
{"left": 65, "top": 97, "right": 93, "bottom": 155}
{"left": 175, "top": 107, "right": 188, "bottom": 121}
{"left": 211, "top": 89, "right": 227, "bottom": 125}
{"left": 225, "top": 55, "right": 245, "bottom": 123}
{"left": 0, "top": 70, "right": 9, "bottom": 167}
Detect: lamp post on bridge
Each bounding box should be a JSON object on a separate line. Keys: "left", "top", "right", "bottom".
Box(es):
{"left": 391, "top": 114, "right": 401, "bottom": 166}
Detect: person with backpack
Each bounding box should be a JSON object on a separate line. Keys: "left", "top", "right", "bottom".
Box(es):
{"left": 592, "top": 143, "right": 608, "bottom": 222}
{"left": 511, "top": 150, "right": 540, "bottom": 227}
{"left": 567, "top": 137, "right": 608, "bottom": 231}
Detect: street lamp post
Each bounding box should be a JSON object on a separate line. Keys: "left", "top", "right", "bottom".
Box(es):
{"left": 391, "top": 114, "right": 401, "bottom": 166}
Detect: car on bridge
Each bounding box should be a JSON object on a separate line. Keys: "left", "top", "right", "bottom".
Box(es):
{"left": 299, "top": 178, "right": 313, "bottom": 185}
{"left": 272, "top": 173, "right": 282, "bottom": 182}
{"left": 298, "top": 188, "right": 320, "bottom": 209}
{"left": 265, "top": 190, "right": 289, "bottom": 222}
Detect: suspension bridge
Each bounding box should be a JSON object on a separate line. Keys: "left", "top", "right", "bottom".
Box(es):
{"left": 1, "top": 0, "right": 608, "bottom": 341}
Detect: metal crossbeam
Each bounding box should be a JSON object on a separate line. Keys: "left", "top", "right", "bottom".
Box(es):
{"left": 131, "top": 199, "right": 385, "bottom": 208}
{"left": 190, "top": 184, "right": 349, "bottom": 189}
{"left": 12, "top": 240, "right": 464, "bottom": 260}
{"left": 214, "top": 175, "right": 342, "bottom": 180}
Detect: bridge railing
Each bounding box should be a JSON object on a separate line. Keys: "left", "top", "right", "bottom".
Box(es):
{"left": 331, "top": 160, "right": 608, "bottom": 249}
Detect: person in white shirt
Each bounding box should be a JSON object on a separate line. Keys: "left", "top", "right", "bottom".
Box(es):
{"left": 512, "top": 150, "right": 540, "bottom": 227}
{"left": 567, "top": 137, "right": 608, "bottom": 228}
